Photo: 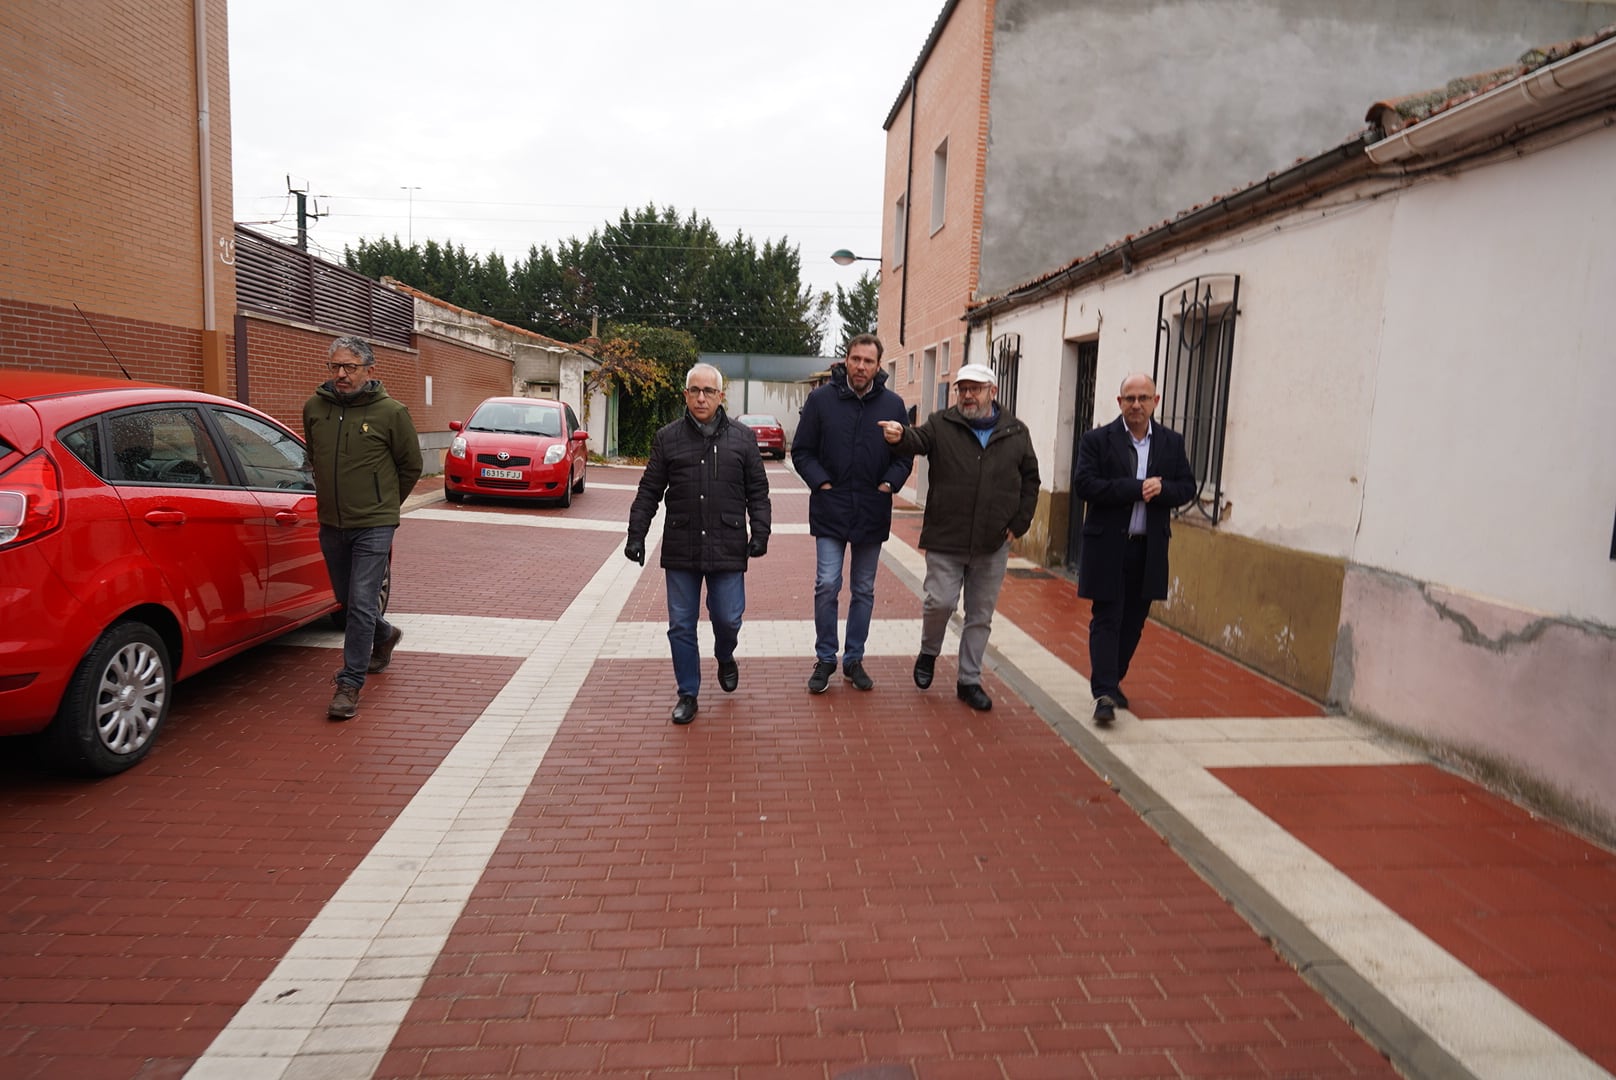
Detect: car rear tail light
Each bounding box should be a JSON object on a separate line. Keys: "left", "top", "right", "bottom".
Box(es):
{"left": 0, "top": 451, "right": 63, "bottom": 548}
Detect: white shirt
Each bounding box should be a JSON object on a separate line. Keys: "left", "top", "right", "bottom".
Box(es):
{"left": 1128, "top": 421, "right": 1152, "bottom": 537}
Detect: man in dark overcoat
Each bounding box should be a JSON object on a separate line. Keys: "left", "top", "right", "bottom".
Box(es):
{"left": 1074, "top": 372, "right": 1197, "bottom": 726}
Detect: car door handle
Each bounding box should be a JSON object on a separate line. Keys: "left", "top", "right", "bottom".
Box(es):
{"left": 144, "top": 510, "right": 186, "bottom": 525}
{"left": 274, "top": 511, "right": 302, "bottom": 526}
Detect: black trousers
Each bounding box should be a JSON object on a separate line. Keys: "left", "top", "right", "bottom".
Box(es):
{"left": 1087, "top": 538, "right": 1152, "bottom": 701}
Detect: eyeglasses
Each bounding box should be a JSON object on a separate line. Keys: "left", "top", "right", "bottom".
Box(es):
{"left": 685, "top": 386, "right": 722, "bottom": 398}
{"left": 328, "top": 362, "right": 365, "bottom": 375}
{"left": 1120, "top": 394, "right": 1157, "bottom": 405}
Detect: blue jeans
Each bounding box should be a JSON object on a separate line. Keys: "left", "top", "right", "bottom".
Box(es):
{"left": 814, "top": 537, "right": 881, "bottom": 665}
{"left": 319, "top": 524, "right": 397, "bottom": 690}
{"left": 665, "top": 569, "right": 745, "bottom": 698}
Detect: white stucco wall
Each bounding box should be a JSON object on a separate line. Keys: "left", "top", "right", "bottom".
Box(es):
{"left": 1356, "top": 125, "right": 1616, "bottom": 625}
{"left": 985, "top": 196, "right": 1397, "bottom": 560}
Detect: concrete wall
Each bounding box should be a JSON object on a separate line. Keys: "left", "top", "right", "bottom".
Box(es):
{"left": 726, "top": 382, "right": 815, "bottom": 446}
{"left": 977, "top": 0, "right": 1614, "bottom": 296}
{"left": 2, "top": 0, "right": 236, "bottom": 388}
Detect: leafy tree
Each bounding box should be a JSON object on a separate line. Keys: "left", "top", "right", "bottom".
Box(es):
{"left": 834, "top": 271, "right": 880, "bottom": 356}
{"left": 348, "top": 204, "right": 825, "bottom": 355}
{"left": 594, "top": 322, "right": 698, "bottom": 457}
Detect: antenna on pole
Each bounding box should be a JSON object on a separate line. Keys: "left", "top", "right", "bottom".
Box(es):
{"left": 286, "top": 175, "right": 325, "bottom": 251}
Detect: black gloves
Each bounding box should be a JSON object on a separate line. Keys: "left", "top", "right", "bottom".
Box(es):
{"left": 624, "top": 539, "right": 645, "bottom": 565}
{"left": 747, "top": 537, "right": 768, "bottom": 559}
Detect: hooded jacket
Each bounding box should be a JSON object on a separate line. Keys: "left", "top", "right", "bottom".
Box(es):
{"left": 891, "top": 405, "right": 1040, "bottom": 555}
{"left": 627, "top": 407, "right": 772, "bottom": 573}
{"left": 790, "top": 363, "right": 911, "bottom": 544}
{"left": 303, "top": 380, "right": 423, "bottom": 529}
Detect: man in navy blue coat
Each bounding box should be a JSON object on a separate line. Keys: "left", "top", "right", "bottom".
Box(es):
{"left": 1074, "top": 373, "right": 1197, "bottom": 726}
{"left": 791, "top": 334, "right": 912, "bottom": 694}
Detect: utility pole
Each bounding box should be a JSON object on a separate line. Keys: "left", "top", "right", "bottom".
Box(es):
{"left": 287, "top": 176, "right": 323, "bottom": 251}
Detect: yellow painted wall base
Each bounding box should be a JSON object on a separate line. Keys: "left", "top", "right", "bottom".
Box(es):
{"left": 1154, "top": 525, "right": 1345, "bottom": 701}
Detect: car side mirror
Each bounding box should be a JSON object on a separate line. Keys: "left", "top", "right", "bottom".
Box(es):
{"left": 448, "top": 420, "right": 463, "bottom": 431}
{"left": 572, "top": 430, "right": 589, "bottom": 442}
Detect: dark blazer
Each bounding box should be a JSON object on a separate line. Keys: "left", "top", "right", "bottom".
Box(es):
{"left": 1073, "top": 416, "right": 1196, "bottom": 601}
{"left": 627, "top": 408, "right": 771, "bottom": 573}
{"left": 791, "top": 364, "right": 912, "bottom": 545}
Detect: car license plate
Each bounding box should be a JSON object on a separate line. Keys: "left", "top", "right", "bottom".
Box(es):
{"left": 480, "top": 467, "right": 522, "bottom": 480}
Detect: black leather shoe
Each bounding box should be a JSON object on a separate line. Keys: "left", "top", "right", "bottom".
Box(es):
{"left": 1113, "top": 690, "right": 1129, "bottom": 710}
{"left": 671, "top": 695, "right": 698, "bottom": 725}
{"left": 717, "top": 658, "right": 739, "bottom": 693}
{"left": 913, "top": 653, "right": 936, "bottom": 690}
{"left": 808, "top": 660, "right": 836, "bottom": 694}
{"left": 843, "top": 660, "right": 874, "bottom": 691}
{"left": 956, "top": 682, "right": 992, "bottom": 711}
{"left": 1093, "top": 696, "right": 1116, "bottom": 726}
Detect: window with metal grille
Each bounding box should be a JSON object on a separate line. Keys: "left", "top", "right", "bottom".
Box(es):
{"left": 1153, "top": 274, "right": 1239, "bottom": 524}
{"left": 991, "top": 332, "right": 1021, "bottom": 415}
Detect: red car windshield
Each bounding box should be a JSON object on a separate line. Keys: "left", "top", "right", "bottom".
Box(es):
{"left": 470, "top": 405, "right": 563, "bottom": 438}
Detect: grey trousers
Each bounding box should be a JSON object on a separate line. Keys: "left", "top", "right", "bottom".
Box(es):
{"left": 919, "top": 541, "right": 1011, "bottom": 686}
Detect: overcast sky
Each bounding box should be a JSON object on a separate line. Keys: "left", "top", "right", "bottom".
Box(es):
{"left": 229, "top": 0, "right": 943, "bottom": 342}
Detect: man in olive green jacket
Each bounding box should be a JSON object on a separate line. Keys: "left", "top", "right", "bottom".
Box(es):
{"left": 879, "top": 363, "right": 1040, "bottom": 711}
{"left": 303, "top": 336, "right": 422, "bottom": 720}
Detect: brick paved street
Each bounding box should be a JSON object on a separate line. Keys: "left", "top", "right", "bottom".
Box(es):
{"left": 1, "top": 461, "right": 1611, "bottom": 1080}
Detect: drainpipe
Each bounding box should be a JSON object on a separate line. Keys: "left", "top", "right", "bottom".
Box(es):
{"left": 1367, "top": 35, "right": 1616, "bottom": 163}
{"left": 194, "top": 0, "right": 225, "bottom": 393}
{"left": 899, "top": 72, "right": 915, "bottom": 347}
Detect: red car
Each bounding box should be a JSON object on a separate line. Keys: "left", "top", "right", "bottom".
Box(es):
{"left": 0, "top": 371, "right": 341, "bottom": 775}
{"left": 443, "top": 396, "right": 589, "bottom": 506}
{"left": 737, "top": 413, "right": 786, "bottom": 459}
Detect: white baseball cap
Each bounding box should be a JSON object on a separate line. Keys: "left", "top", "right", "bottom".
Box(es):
{"left": 954, "top": 363, "right": 998, "bottom": 386}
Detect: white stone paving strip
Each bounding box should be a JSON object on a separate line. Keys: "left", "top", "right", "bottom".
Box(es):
{"left": 1105, "top": 716, "right": 1607, "bottom": 1079}
{"left": 183, "top": 515, "right": 666, "bottom": 1080}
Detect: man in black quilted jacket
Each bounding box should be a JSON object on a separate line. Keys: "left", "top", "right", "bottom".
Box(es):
{"left": 625, "top": 363, "right": 772, "bottom": 725}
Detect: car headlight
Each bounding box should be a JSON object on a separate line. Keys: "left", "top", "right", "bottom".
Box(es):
{"left": 450, "top": 436, "right": 467, "bottom": 459}
{"left": 543, "top": 444, "right": 566, "bottom": 465}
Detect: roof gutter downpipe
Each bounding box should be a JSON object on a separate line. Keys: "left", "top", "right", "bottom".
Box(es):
{"left": 194, "top": 0, "right": 216, "bottom": 333}
{"left": 1367, "top": 35, "right": 1616, "bottom": 163}
{"left": 899, "top": 72, "right": 915, "bottom": 347}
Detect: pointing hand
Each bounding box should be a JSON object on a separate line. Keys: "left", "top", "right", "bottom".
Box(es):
{"left": 877, "top": 420, "right": 903, "bottom": 445}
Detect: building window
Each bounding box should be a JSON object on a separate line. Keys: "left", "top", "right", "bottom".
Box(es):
{"left": 940, "top": 338, "right": 950, "bottom": 374}
{"left": 930, "top": 139, "right": 948, "bottom": 234}
{"left": 990, "top": 333, "right": 1021, "bottom": 415}
{"left": 1154, "top": 274, "right": 1240, "bottom": 525}
{"left": 906, "top": 352, "right": 915, "bottom": 382}
{"left": 893, "top": 195, "right": 907, "bottom": 268}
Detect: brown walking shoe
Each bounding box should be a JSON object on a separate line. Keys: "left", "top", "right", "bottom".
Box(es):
{"left": 368, "top": 625, "right": 404, "bottom": 673}
{"left": 328, "top": 683, "right": 360, "bottom": 721}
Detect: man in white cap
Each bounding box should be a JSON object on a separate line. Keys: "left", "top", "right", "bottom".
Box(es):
{"left": 878, "top": 363, "right": 1040, "bottom": 711}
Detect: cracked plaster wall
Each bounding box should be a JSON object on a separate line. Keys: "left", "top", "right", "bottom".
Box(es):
{"left": 1333, "top": 565, "right": 1616, "bottom": 830}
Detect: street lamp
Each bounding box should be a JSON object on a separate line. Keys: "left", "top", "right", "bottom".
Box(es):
{"left": 830, "top": 249, "right": 880, "bottom": 266}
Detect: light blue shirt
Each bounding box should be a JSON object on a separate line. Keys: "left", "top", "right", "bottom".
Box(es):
{"left": 1128, "top": 421, "right": 1152, "bottom": 536}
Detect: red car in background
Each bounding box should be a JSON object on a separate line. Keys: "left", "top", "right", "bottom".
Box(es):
{"left": 0, "top": 371, "right": 340, "bottom": 775}
{"left": 443, "top": 396, "right": 589, "bottom": 507}
{"left": 737, "top": 414, "right": 786, "bottom": 459}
